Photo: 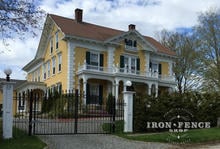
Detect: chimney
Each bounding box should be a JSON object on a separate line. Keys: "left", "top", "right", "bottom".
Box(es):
{"left": 128, "top": 24, "right": 136, "bottom": 31}
{"left": 75, "top": 8, "right": 83, "bottom": 23}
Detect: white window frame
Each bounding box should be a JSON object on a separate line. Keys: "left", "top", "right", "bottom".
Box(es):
{"left": 151, "top": 61, "right": 159, "bottom": 72}
{"left": 58, "top": 53, "right": 62, "bottom": 72}
{"left": 90, "top": 52, "right": 99, "bottom": 66}
{"left": 123, "top": 55, "right": 137, "bottom": 73}
{"left": 47, "top": 61, "right": 50, "bottom": 78}
{"left": 55, "top": 31, "right": 59, "bottom": 49}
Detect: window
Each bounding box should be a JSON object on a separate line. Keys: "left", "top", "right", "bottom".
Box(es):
{"left": 124, "top": 38, "right": 137, "bottom": 47}
{"left": 47, "top": 61, "right": 50, "bottom": 77}
{"left": 58, "top": 53, "right": 62, "bottom": 72}
{"left": 150, "top": 62, "right": 158, "bottom": 72}
{"left": 52, "top": 57, "right": 56, "bottom": 75}
{"left": 55, "top": 32, "right": 59, "bottom": 49}
{"left": 50, "top": 37, "right": 53, "bottom": 54}
{"left": 90, "top": 52, "right": 99, "bottom": 66}
{"left": 120, "top": 55, "right": 140, "bottom": 74}
{"left": 86, "top": 51, "right": 104, "bottom": 70}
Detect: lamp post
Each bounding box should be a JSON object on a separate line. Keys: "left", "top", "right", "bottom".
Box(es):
{"left": 2, "top": 68, "right": 14, "bottom": 139}
{"left": 123, "top": 80, "right": 135, "bottom": 132}
{"left": 4, "top": 68, "right": 12, "bottom": 82}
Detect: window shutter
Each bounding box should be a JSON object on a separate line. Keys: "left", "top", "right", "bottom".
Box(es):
{"left": 86, "top": 51, "right": 90, "bottom": 64}
{"left": 136, "top": 58, "right": 140, "bottom": 71}
{"left": 120, "top": 55, "right": 124, "bottom": 68}
{"left": 86, "top": 83, "right": 90, "bottom": 104}
{"left": 100, "top": 53, "right": 104, "bottom": 67}
{"left": 159, "top": 63, "right": 162, "bottom": 75}
{"left": 99, "top": 85, "right": 103, "bottom": 105}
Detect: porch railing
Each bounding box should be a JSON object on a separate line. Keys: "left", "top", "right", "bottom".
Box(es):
{"left": 78, "top": 63, "right": 175, "bottom": 82}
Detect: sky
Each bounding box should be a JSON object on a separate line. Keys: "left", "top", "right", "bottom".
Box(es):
{"left": 0, "top": 0, "right": 220, "bottom": 80}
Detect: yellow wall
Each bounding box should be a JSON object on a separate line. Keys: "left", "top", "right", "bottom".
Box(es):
{"left": 41, "top": 25, "right": 68, "bottom": 91}
{"left": 114, "top": 41, "right": 146, "bottom": 72}
{"left": 74, "top": 48, "right": 107, "bottom": 88}
{"left": 161, "top": 62, "right": 169, "bottom": 75}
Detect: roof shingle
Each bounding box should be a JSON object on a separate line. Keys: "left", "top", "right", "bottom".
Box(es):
{"left": 50, "top": 14, "right": 175, "bottom": 56}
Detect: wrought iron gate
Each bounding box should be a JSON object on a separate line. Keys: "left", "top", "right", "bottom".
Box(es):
{"left": 13, "top": 89, "right": 124, "bottom": 135}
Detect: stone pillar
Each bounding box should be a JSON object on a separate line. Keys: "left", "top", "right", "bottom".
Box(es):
{"left": 123, "top": 91, "right": 135, "bottom": 132}
{"left": 2, "top": 81, "right": 14, "bottom": 139}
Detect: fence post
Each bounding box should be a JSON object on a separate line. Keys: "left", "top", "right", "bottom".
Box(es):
{"left": 1, "top": 78, "right": 15, "bottom": 139}
{"left": 28, "top": 90, "right": 33, "bottom": 136}
{"left": 112, "top": 96, "right": 116, "bottom": 133}
{"left": 123, "top": 91, "right": 135, "bottom": 133}
{"left": 74, "top": 89, "right": 79, "bottom": 134}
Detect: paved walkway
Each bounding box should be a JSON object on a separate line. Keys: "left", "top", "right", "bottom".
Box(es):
{"left": 39, "top": 134, "right": 220, "bottom": 149}
{"left": 39, "top": 134, "right": 180, "bottom": 149}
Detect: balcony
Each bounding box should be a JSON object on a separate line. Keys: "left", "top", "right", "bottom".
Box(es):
{"left": 77, "top": 63, "right": 175, "bottom": 82}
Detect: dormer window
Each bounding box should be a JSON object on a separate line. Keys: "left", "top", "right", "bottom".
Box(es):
{"left": 124, "top": 38, "right": 137, "bottom": 51}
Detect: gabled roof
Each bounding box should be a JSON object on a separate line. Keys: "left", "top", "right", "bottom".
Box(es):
{"left": 144, "top": 36, "right": 176, "bottom": 56}
{"left": 50, "top": 14, "right": 175, "bottom": 56}
{"left": 50, "top": 14, "right": 124, "bottom": 41}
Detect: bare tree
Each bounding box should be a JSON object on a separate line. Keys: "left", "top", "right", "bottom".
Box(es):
{"left": 194, "top": 9, "right": 220, "bottom": 91}
{"left": 0, "top": 0, "right": 45, "bottom": 46}
{"left": 157, "top": 30, "right": 199, "bottom": 93}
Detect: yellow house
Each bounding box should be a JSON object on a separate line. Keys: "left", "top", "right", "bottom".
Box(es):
{"left": 20, "top": 8, "right": 176, "bottom": 106}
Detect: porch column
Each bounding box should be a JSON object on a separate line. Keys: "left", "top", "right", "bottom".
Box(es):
{"left": 115, "top": 82, "right": 119, "bottom": 104}
{"left": 123, "top": 80, "right": 127, "bottom": 92}
{"left": 107, "top": 47, "right": 115, "bottom": 71}
{"left": 112, "top": 83, "right": 115, "bottom": 96}
{"left": 77, "top": 80, "right": 80, "bottom": 95}
{"left": 148, "top": 83, "right": 152, "bottom": 96}
{"left": 155, "top": 84, "right": 158, "bottom": 97}
{"left": 83, "top": 80, "right": 87, "bottom": 105}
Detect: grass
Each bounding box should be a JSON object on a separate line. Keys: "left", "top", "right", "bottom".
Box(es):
{"left": 0, "top": 119, "right": 46, "bottom": 149}
{"left": 123, "top": 128, "right": 220, "bottom": 144}
{"left": 103, "top": 121, "right": 220, "bottom": 144}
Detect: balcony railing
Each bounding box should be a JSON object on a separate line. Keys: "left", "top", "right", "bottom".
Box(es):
{"left": 78, "top": 63, "right": 175, "bottom": 82}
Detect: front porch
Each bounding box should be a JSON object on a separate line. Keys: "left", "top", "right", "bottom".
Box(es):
{"left": 77, "top": 73, "right": 175, "bottom": 106}
{"left": 77, "top": 62, "right": 175, "bottom": 83}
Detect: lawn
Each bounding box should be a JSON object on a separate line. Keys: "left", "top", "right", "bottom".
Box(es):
{"left": 0, "top": 119, "right": 46, "bottom": 149}
{"left": 103, "top": 121, "right": 220, "bottom": 144}
{"left": 123, "top": 128, "right": 220, "bottom": 144}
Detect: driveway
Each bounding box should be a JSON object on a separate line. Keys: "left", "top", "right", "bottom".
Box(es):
{"left": 39, "top": 134, "right": 180, "bottom": 149}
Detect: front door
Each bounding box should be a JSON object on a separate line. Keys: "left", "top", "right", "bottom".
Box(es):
{"left": 86, "top": 83, "right": 103, "bottom": 105}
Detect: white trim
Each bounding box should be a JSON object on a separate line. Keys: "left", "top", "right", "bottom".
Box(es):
{"left": 107, "top": 46, "right": 115, "bottom": 68}
{"left": 67, "top": 41, "right": 75, "bottom": 90}
{"left": 145, "top": 52, "right": 150, "bottom": 72}
{"left": 26, "top": 62, "right": 43, "bottom": 74}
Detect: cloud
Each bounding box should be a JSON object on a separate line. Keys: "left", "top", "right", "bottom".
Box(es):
{"left": 1, "top": 0, "right": 220, "bottom": 79}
